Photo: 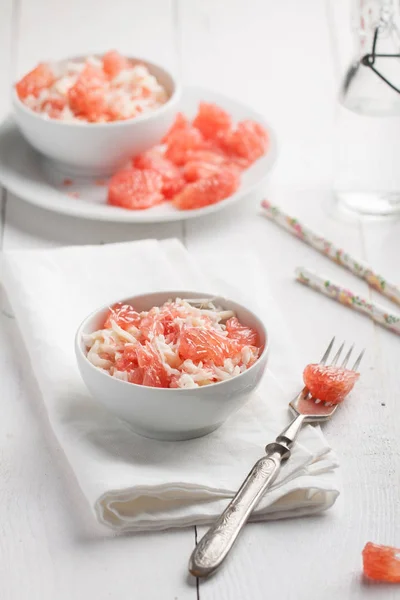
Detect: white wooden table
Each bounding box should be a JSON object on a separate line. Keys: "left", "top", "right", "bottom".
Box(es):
{"left": 1, "top": 1, "right": 399, "bottom": 598}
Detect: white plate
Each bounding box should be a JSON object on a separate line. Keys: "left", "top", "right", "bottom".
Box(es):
{"left": 0, "top": 86, "right": 277, "bottom": 223}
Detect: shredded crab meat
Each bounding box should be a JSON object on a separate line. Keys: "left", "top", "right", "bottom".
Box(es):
{"left": 83, "top": 298, "right": 262, "bottom": 389}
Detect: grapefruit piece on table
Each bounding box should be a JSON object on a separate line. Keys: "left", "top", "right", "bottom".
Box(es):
{"left": 173, "top": 165, "right": 240, "bottom": 210}
{"left": 303, "top": 364, "right": 359, "bottom": 404}
{"left": 108, "top": 169, "right": 164, "bottom": 210}
{"left": 363, "top": 542, "right": 400, "bottom": 582}
{"left": 16, "top": 63, "right": 55, "bottom": 99}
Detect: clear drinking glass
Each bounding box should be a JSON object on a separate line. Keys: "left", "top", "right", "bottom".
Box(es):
{"left": 334, "top": 0, "right": 400, "bottom": 216}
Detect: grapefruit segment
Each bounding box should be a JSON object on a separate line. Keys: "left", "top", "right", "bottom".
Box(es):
{"left": 179, "top": 327, "right": 240, "bottom": 366}
{"left": 165, "top": 127, "right": 205, "bottom": 166}
{"left": 183, "top": 161, "right": 222, "bottom": 182}
{"left": 136, "top": 342, "right": 170, "bottom": 387}
{"left": 220, "top": 120, "right": 269, "bottom": 164}
{"left": 16, "top": 63, "right": 55, "bottom": 99}
{"left": 108, "top": 169, "right": 164, "bottom": 210}
{"left": 102, "top": 50, "right": 130, "bottom": 78}
{"left": 226, "top": 317, "right": 259, "bottom": 347}
{"left": 303, "top": 364, "right": 359, "bottom": 404}
{"left": 161, "top": 113, "right": 190, "bottom": 143}
{"left": 173, "top": 166, "right": 240, "bottom": 210}
{"left": 104, "top": 303, "right": 141, "bottom": 330}
{"left": 363, "top": 542, "right": 400, "bottom": 582}
{"left": 67, "top": 63, "right": 108, "bottom": 122}
{"left": 193, "top": 102, "right": 232, "bottom": 140}
{"left": 133, "top": 149, "right": 185, "bottom": 198}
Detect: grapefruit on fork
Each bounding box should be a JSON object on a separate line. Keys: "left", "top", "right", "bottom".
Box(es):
{"left": 303, "top": 364, "right": 359, "bottom": 404}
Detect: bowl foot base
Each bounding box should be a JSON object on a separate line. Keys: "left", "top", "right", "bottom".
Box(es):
{"left": 127, "top": 422, "right": 223, "bottom": 441}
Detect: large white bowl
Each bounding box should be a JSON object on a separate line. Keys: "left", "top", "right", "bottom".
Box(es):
{"left": 12, "top": 56, "right": 181, "bottom": 176}
{"left": 75, "top": 291, "right": 268, "bottom": 441}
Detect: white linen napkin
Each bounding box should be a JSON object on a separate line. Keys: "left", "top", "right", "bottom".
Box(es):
{"left": 1, "top": 239, "right": 340, "bottom": 531}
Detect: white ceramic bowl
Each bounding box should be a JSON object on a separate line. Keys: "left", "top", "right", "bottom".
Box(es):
{"left": 12, "top": 56, "right": 181, "bottom": 176}
{"left": 75, "top": 291, "right": 268, "bottom": 441}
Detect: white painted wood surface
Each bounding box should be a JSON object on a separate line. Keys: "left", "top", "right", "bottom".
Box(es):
{"left": 0, "top": 1, "right": 399, "bottom": 598}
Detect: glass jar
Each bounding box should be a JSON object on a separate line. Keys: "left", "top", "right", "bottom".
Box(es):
{"left": 334, "top": 0, "right": 400, "bottom": 216}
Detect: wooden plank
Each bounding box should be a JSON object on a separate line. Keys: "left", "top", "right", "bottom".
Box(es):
{"left": 1, "top": 253, "right": 195, "bottom": 596}
{"left": 1, "top": 2, "right": 195, "bottom": 599}
{"left": 187, "top": 190, "right": 400, "bottom": 600}
{"left": 180, "top": 1, "right": 398, "bottom": 598}
{"left": 0, "top": 0, "right": 15, "bottom": 251}
{"left": 0, "top": 0, "right": 14, "bottom": 122}
{"left": 0, "top": 307, "right": 196, "bottom": 600}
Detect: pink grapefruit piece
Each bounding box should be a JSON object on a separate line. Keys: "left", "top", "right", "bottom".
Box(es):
{"left": 102, "top": 50, "right": 130, "bottom": 78}
{"left": 16, "top": 63, "right": 55, "bottom": 99}
{"left": 192, "top": 102, "right": 232, "bottom": 141}
{"left": 165, "top": 127, "right": 205, "bottom": 166}
{"left": 363, "top": 542, "right": 400, "bottom": 583}
{"left": 136, "top": 342, "right": 170, "bottom": 388}
{"left": 179, "top": 327, "right": 240, "bottom": 367}
{"left": 303, "top": 364, "right": 359, "bottom": 404}
{"left": 107, "top": 169, "right": 164, "bottom": 210}
{"left": 67, "top": 63, "right": 108, "bottom": 122}
{"left": 104, "top": 303, "right": 141, "bottom": 330}
{"left": 183, "top": 161, "right": 222, "bottom": 182}
{"left": 133, "top": 149, "right": 185, "bottom": 199}
{"left": 219, "top": 120, "right": 269, "bottom": 165}
{"left": 161, "top": 113, "right": 190, "bottom": 143}
{"left": 173, "top": 166, "right": 240, "bottom": 210}
{"left": 226, "top": 317, "right": 259, "bottom": 347}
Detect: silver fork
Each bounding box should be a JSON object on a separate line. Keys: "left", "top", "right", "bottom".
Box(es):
{"left": 189, "top": 338, "right": 365, "bottom": 578}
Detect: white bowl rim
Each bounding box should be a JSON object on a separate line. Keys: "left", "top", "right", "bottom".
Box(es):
{"left": 75, "top": 290, "right": 269, "bottom": 394}
{"left": 13, "top": 54, "right": 182, "bottom": 129}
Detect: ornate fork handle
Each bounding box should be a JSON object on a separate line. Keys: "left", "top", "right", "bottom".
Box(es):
{"left": 189, "top": 442, "right": 290, "bottom": 577}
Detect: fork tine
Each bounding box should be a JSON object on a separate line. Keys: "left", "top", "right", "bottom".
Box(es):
{"left": 352, "top": 348, "right": 365, "bottom": 372}
{"left": 341, "top": 344, "right": 354, "bottom": 368}
{"left": 331, "top": 341, "right": 345, "bottom": 366}
{"left": 320, "top": 336, "right": 335, "bottom": 365}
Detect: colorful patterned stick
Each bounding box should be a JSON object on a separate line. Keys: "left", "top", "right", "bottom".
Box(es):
{"left": 261, "top": 199, "right": 400, "bottom": 307}
{"left": 295, "top": 267, "right": 400, "bottom": 336}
